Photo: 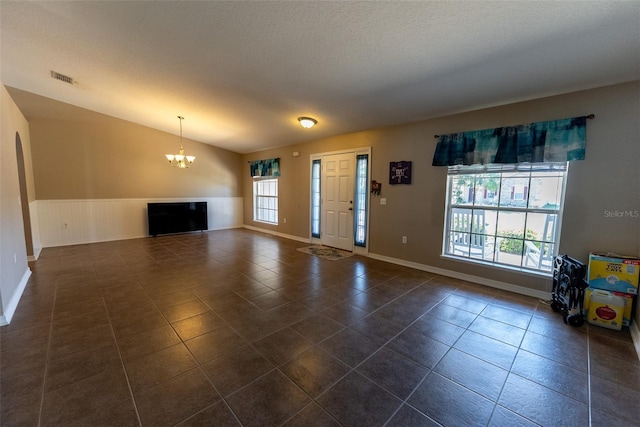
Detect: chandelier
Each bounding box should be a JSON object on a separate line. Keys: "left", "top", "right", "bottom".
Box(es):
{"left": 165, "top": 116, "right": 195, "bottom": 168}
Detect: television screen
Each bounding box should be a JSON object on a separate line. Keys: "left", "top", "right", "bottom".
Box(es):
{"left": 147, "top": 202, "right": 208, "bottom": 236}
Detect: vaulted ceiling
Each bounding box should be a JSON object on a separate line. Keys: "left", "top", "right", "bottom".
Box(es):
{"left": 2, "top": 1, "right": 639, "bottom": 153}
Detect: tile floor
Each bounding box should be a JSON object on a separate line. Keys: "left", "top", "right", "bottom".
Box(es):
{"left": 1, "top": 229, "right": 639, "bottom": 426}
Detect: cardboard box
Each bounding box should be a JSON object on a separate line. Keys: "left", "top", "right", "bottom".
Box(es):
{"left": 584, "top": 287, "right": 634, "bottom": 327}
{"left": 588, "top": 252, "right": 639, "bottom": 295}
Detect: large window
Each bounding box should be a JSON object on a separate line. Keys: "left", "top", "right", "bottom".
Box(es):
{"left": 443, "top": 163, "right": 567, "bottom": 273}
{"left": 254, "top": 178, "right": 278, "bottom": 224}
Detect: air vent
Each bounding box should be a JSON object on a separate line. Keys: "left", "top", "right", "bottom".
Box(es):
{"left": 50, "top": 70, "right": 74, "bottom": 84}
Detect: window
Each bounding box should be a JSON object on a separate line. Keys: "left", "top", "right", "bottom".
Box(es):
{"left": 254, "top": 178, "right": 278, "bottom": 224}
{"left": 354, "top": 154, "right": 369, "bottom": 246}
{"left": 311, "top": 160, "right": 321, "bottom": 237}
{"left": 443, "top": 163, "right": 567, "bottom": 273}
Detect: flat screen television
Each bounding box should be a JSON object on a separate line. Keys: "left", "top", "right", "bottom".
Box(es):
{"left": 147, "top": 202, "right": 208, "bottom": 236}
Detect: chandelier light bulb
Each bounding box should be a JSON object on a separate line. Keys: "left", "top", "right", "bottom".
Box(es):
{"left": 165, "top": 116, "right": 195, "bottom": 168}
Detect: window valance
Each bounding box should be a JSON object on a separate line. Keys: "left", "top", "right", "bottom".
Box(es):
{"left": 432, "top": 116, "right": 589, "bottom": 166}
{"left": 250, "top": 158, "right": 280, "bottom": 177}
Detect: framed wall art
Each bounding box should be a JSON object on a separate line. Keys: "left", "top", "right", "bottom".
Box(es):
{"left": 389, "top": 161, "right": 412, "bottom": 185}
{"left": 371, "top": 180, "right": 382, "bottom": 195}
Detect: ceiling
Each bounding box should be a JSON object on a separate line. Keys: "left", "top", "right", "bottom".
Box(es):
{"left": 2, "top": 1, "right": 639, "bottom": 154}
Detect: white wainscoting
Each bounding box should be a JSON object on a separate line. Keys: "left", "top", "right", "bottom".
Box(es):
{"left": 36, "top": 197, "right": 243, "bottom": 247}
{"left": 28, "top": 200, "right": 42, "bottom": 260}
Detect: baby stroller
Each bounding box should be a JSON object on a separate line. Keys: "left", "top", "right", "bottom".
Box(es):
{"left": 551, "top": 254, "right": 588, "bottom": 327}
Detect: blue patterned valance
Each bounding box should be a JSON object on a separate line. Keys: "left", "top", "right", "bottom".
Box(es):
{"left": 250, "top": 158, "right": 280, "bottom": 177}
{"left": 432, "top": 116, "right": 588, "bottom": 166}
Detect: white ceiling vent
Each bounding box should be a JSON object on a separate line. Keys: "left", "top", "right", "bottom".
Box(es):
{"left": 50, "top": 71, "right": 74, "bottom": 84}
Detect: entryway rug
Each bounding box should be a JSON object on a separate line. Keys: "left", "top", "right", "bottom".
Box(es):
{"left": 296, "top": 245, "right": 355, "bottom": 261}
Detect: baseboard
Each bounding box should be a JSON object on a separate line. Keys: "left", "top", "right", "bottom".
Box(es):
{"left": 27, "top": 246, "right": 41, "bottom": 262}
{"left": 366, "top": 257, "right": 639, "bottom": 360}
{"left": 0, "top": 268, "right": 31, "bottom": 326}
{"left": 238, "top": 226, "right": 550, "bottom": 299}
{"left": 242, "top": 225, "right": 311, "bottom": 244}
{"left": 368, "top": 252, "right": 551, "bottom": 300}
{"left": 630, "top": 320, "right": 640, "bottom": 362}
{"left": 240, "top": 226, "right": 550, "bottom": 299}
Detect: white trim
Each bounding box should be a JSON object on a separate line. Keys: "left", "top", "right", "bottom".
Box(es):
{"left": 35, "top": 197, "right": 234, "bottom": 203}
{"left": 369, "top": 252, "right": 551, "bottom": 300}
{"left": 355, "top": 153, "right": 372, "bottom": 250}
{"left": 244, "top": 224, "right": 370, "bottom": 256}
{"left": 310, "top": 147, "right": 371, "bottom": 158}
{"left": 310, "top": 236, "right": 322, "bottom": 245}
{"left": 252, "top": 178, "right": 279, "bottom": 224}
{"left": 630, "top": 319, "right": 640, "bottom": 362}
{"left": 27, "top": 245, "right": 41, "bottom": 262}
{"left": 29, "top": 200, "right": 42, "bottom": 260}
{"left": 242, "top": 225, "right": 550, "bottom": 300}
{"left": 310, "top": 158, "right": 321, "bottom": 241}
{"left": 354, "top": 245, "right": 369, "bottom": 256}
{"left": 243, "top": 224, "right": 311, "bottom": 244}
{"left": 442, "top": 163, "right": 568, "bottom": 278}
{"left": 440, "top": 254, "right": 553, "bottom": 280}
{"left": 0, "top": 268, "right": 31, "bottom": 326}
{"left": 309, "top": 146, "right": 372, "bottom": 250}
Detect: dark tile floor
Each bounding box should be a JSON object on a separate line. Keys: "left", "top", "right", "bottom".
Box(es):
{"left": 1, "top": 229, "right": 639, "bottom": 426}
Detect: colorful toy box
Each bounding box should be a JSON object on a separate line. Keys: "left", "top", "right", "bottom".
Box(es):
{"left": 583, "top": 287, "right": 634, "bottom": 328}
{"left": 587, "top": 252, "right": 639, "bottom": 295}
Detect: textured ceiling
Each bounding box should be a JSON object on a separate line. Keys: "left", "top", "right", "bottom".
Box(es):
{"left": 2, "top": 1, "right": 639, "bottom": 153}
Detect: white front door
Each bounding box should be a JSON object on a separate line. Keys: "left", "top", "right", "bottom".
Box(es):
{"left": 321, "top": 152, "right": 355, "bottom": 251}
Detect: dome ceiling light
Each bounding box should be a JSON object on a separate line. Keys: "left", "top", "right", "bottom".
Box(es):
{"left": 298, "top": 117, "right": 317, "bottom": 129}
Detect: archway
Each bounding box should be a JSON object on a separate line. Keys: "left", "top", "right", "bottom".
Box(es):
{"left": 15, "top": 132, "right": 34, "bottom": 258}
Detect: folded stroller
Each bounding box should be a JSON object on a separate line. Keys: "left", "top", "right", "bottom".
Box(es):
{"left": 551, "top": 254, "right": 588, "bottom": 327}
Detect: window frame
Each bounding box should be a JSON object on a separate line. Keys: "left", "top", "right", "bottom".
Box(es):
{"left": 442, "top": 162, "right": 568, "bottom": 275}
{"left": 253, "top": 177, "right": 279, "bottom": 225}
{"left": 354, "top": 154, "right": 369, "bottom": 247}
{"left": 309, "top": 147, "right": 371, "bottom": 252}
{"left": 310, "top": 159, "right": 321, "bottom": 238}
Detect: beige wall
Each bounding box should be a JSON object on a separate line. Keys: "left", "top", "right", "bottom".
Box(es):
{"left": 242, "top": 132, "right": 377, "bottom": 237}
{"left": 243, "top": 82, "right": 640, "bottom": 309}
{"left": 0, "top": 84, "right": 32, "bottom": 321}
{"left": 5, "top": 80, "right": 639, "bottom": 327}
{"left": 29, "top": 108, "right": 243, "bottom": 200}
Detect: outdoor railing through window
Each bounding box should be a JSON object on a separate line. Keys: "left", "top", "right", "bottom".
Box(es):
{"left": 444, "top": 163, "right": 567, "bottom": 273}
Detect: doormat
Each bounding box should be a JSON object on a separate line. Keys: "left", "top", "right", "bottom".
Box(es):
{"left": 296, "top": 245, "right": 355, "bottom": 261}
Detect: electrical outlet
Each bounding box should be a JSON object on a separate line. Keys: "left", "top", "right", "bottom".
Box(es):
{"left": 380, "top": 198, "right": 387, "bottom": 205}
{"left": 14, "top": 253, "right": 17, "bottom": 264}
{"left": 284, "top": 218, "right": 287, "bottom": 224}
{"left": 402, "top": 236, "right": 407, "bottom": 244}
{"left": 62, "top": 222, "right": 68, "bottom": 229}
